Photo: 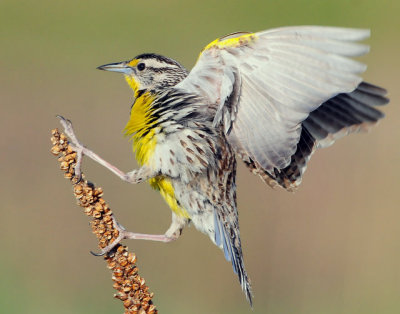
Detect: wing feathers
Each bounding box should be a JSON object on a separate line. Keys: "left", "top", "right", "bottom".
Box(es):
{"left": 263, "top": 37, "right": 370, "bottom": 57}
{"left": 356, "top": 81, "right": 388, "bottom": 97}
{"left": 259, "top": 26, "right": 370, "bottom": 41}
{"left": 252, "top": 81, "right": 388, "bottom": 189}
{"left": 177, "top": 26, "right": 384, "bottom": 174}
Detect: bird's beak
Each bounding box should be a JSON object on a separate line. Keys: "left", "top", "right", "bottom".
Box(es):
{"left": 97, "top": 61, "right": 132, "bottom": 74}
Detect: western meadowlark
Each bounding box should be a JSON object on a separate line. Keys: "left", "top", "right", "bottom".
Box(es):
{"left": 58, "top": 26, "right": 389, "bottom": 305}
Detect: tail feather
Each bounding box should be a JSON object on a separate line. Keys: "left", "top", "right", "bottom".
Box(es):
{"left": 214, "top": 210, "right": 253, "bottom": 306}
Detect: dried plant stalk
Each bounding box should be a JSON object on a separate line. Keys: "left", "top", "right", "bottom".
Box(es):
{"left": 50, "top": 128, "right": 157, "bottom": 314}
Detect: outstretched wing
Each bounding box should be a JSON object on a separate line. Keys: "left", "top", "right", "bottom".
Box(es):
{"left": 176, "top": 26, "right": 371, "bottom": 172}
{"left": 243, "top": 82, "right": 388, "bottom": 191}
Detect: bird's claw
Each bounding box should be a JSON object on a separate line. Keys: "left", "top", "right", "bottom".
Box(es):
{"left": 90, "top": 233, "right": 125, "bottom": 257}
{"left": 90, "top": 216, "right": 127, "bottom": 257}
{"left": 56, "top": 115, "right": 81, "bottom": 147}
{"left": 73, "top": 146, "right": 84, "bottom": 182}
{"left": 90, "top": 250, "right": 107, "bottom": 257}
{"left": 56, "top": 115, "right": 85, "bottom": 181}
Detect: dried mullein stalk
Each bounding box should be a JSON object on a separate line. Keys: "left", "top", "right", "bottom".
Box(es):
{"left": 50, "top": 128, "right": 157, "bottom": 314}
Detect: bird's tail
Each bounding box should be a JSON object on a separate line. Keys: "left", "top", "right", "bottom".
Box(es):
{"left": 214, "top": 210, "right": 253, "bottom": 306}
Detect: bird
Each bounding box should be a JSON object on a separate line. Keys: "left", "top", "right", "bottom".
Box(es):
{"left": 58, "top": 26, "right": 389, "bottom": 306}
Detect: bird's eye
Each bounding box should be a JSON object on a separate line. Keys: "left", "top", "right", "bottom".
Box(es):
{"left": 137, "top": 63, "right": 146, "bottom": 71}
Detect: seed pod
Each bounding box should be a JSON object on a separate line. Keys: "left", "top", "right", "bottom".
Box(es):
{"left": 93, "top": 210, "right": 102, "bottom": 219}
{"left": 141, "top": 302, "right": 149, "bottom": 311}
{"left": 139, "top": 307, "right": 147, "bottom": 312}
{"left": 60, "top": 161, "right": 69, "bottom": 170}
{"left": 108, "top": 261, "right": 117, "bottom": 270}
{"left": 51, "top": 145, "right": 61, "bottom": 155}
{"left": 115, "top": 291, "right": 128, "bottom": 301}
{"left": 123, "top": 298, "right": 133, "bottom": 308}
{"left": 120, "top": 259, "right": 129, "bottom": 267}
{"left": 74, "top": 185, "right": 83, "bottom": 195}
{"left": 114, "top": 267, "right": 124, "bottom": 277}
{"left": 127, "top": 253, "right": 137, "bottom": 264}
{"left": 94, "top": 187, "right": 103, "bottom": 196}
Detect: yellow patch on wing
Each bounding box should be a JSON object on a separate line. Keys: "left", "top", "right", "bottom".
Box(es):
{"left": 124, "top": 92, "right": 157, "bottom": 165}
{"left": 202, "top": 32, "right": 257, "bottom": 53}
{"left": 150, "top": 177, "right": 191, "bottom": 218}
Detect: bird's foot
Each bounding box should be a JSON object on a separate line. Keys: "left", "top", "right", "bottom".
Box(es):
{"left": 57, "top": 115, "right": 85, "bottom": 181}
{"left": 91, "top": 215, "right": 175, "bottom": 257}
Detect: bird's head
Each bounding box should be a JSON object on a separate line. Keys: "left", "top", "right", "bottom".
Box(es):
{"left": 97, "top": 53, "right": 188, "bottom": 95}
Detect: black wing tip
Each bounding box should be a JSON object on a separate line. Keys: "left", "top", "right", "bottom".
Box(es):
{"left": 359, "top": 81, "right": 390, "bottom": 102}
{"left": 378, "top": 96, "right": 390, "bottom": 106}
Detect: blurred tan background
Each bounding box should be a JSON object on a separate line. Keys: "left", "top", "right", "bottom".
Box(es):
{"left": 1, "top": 0, "right": 399, "bottom": 313}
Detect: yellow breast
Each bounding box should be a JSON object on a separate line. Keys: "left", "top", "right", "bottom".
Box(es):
{"left": 124, "top": 93, "right": 157, "bottom": 165}
{"left": 124, "top": 92, "right": 190, "bottom": 219}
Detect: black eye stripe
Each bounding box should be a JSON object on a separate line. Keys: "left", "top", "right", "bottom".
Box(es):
{"left": 143, "top": 66, "right": 177, "bottom": 73}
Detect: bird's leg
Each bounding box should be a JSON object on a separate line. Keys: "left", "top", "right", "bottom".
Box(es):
{"left": 57, "top": 116, "right": 189, "bottom": 255}
{"left": 57, "top": 116, "right": 156, "bottom": 183}
{"left": 92, "top": 213, "right": 188, "bottom": 256}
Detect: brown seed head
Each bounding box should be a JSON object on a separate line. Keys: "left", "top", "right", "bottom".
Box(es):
{"left": 51, "top": 128, "right": 157, "bottom": 313}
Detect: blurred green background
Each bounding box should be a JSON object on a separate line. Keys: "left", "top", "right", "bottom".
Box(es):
{"left": 1, "top": 0, "right": 399, "bottom": 313}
